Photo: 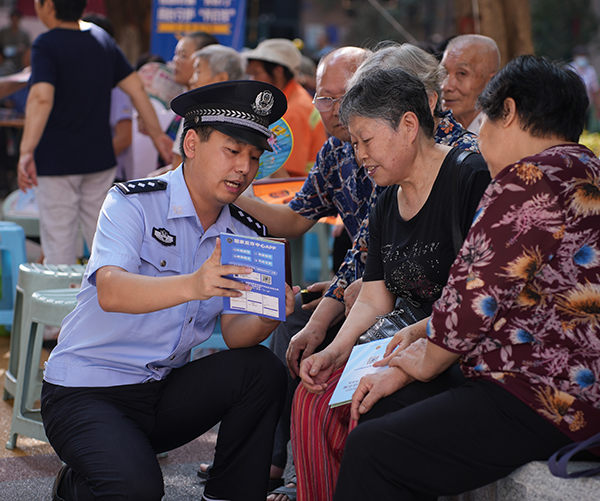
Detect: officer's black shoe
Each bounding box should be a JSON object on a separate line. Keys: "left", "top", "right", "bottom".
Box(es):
{"left": 51, "top": 464, "right": 69, "bottom": 501}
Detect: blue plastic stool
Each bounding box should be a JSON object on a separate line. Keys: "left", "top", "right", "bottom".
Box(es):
{"left": 0, "top": 222, "right": 27, "bottom": 329}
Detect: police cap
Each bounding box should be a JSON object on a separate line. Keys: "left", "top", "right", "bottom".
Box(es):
{"left": 171, "top": 80, "right": 287, "bottom": 152}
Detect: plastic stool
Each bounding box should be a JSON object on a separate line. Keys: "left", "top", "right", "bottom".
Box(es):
{"left": 3, "top": 263, "right": 85, "bottom": 401}
{"left": 0, "top": 222, "right": 27, "bottom": 329}
{"left": 2, "top": 189, "right": 40, "bottom": 239}
{"left": 6, "top": 288, "right": 79, "bottom": 449}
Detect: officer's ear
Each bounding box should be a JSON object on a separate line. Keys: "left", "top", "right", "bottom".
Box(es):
{"left": 183, "top": 129, "right": 197, "bottom": 159}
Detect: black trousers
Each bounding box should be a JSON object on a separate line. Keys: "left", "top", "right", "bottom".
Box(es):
{"left": 41, "top": 345, "right": 286, "bottom": 501}
{"left": 333, "top": 366, "right": 575, "bottom": 501}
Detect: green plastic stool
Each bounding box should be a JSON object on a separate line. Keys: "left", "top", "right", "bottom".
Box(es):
{"left": 3, "top": 263, "right": 84, "bottom": 401}
{"left": 6, "top": 288, "right": 78, "bottom": 450}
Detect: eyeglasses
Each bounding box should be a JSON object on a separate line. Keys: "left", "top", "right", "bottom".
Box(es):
{"left": 313, "top": 95, "right": 344, "bottom": 112}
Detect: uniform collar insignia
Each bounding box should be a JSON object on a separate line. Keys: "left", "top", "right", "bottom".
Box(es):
{"left": 152, "top": 227, "right": 176, "bottom": 246}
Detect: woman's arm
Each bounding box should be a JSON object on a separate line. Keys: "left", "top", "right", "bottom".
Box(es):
{"left": 391, "top": 337, "right": 460, "bottom": 382}
{"left": 286, "top": 295, "right": 345, "bottom": 379}
{"left": 350, "top": 337, "right": 459, "bottom": 421}
{"left": 298, "top": 280, "right": 395, "bottom": 393}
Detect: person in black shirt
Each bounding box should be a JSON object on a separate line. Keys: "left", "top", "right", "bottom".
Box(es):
{"left": 290, "top": 68, "right": 490, "bottom": 500}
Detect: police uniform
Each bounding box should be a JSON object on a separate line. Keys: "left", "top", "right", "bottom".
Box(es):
{"left": 42, "top": 81, "right": 288, "bottom": 501}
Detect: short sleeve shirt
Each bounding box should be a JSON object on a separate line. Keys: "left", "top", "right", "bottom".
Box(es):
{"left": 428, "top": 144, "right": 600, "bottom": 447}
{"left": 325, "top": 110, "right": 480, "bottom": 302}
{"left": 30, "top": 24, "right": 133, "bottom": 176}
{"left": 43, "top": 167, "right": 265, "bottom": 387}
{"left": 363, "top": 148, "right": 491, "bottom": 309}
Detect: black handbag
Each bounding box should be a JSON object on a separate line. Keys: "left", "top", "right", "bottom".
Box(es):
{"left": 356, "top": 149, "right": 474, "bottom": 346}
{"left": 357, "top": 296, "right": 430, "bottom": 344}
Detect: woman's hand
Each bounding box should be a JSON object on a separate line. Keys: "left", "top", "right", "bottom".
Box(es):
{"left": 373, "top": 318, "right": 429, "bottom": 367}
{"left": 286, "top": 323, "right": 328, "bottom": 379}
{"left": 350, "top": 367, "right": 414, "bottom": 421}
{"left": 298, "top": 349, "right": 341, "bottom": 394}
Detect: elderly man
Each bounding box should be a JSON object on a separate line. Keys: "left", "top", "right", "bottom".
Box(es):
{"left": 245, "top": 38, "right": 327, "bottom": 178}
{"left": 441, "top": 34, "right": 500, "bottom": 134}
{"left": 42, "top": 80, "right": 293, "bottom": 501}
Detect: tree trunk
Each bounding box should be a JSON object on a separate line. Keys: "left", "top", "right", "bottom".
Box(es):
{"left": 453, "top": 0, "right": 534, "bottom": 67}
{"left": 105, "top": 0, "right": 153, "bottom": 66}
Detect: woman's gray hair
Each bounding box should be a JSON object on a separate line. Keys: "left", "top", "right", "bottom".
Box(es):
{"left": 347, "top": 42, "right": 444, "bottom": 116}
{"left": 193, "top": 45, "right": 246, "bottom": 81}
{"left": 339, "top": 68, "right": 435, "bottom": 138}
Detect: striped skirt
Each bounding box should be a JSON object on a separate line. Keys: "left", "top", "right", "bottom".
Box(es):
{"left": 291, "top": 366, "right": 356, "bottom": 501}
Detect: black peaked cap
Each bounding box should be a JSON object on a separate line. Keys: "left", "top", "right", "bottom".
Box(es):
{"left": 170, "top": 80, "right": 287, "bottom": 151}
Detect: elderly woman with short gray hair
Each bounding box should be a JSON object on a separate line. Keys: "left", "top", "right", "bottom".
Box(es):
{"left": 290, "top": 67, "right": 490, "bottom": 501}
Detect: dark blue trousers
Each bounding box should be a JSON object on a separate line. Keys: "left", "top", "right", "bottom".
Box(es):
{"left": 41, "top": 345, "right": 286, "bottom": 501}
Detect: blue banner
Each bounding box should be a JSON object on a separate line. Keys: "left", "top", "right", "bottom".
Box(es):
{"left": 151, "top": 0, "right": 247, "bottom": 63}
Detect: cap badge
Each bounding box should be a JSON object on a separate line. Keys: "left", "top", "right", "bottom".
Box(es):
{"left": 252, "top": 90, "right": 274, "bottom": 116}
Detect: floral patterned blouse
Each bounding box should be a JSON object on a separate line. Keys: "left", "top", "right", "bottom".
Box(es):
{"left": 428, "top": 144, "right": 600, "bottom": 451}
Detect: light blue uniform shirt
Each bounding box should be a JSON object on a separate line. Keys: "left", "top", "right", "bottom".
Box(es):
{"left": 44, "top": 167, "right": 263, "bottom": 387}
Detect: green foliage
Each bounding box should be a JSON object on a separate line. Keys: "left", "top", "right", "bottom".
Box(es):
{"left": 531, "top": 0, "right": 599, "bottom": 60}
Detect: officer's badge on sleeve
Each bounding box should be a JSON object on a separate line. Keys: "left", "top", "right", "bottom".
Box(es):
{"left": 152, "top": 227, "right": 176, "bottom": 246}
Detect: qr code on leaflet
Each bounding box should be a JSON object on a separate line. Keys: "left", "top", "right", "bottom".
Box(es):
{"left": 261, "top": 274, "right": 272, "bottom": 285}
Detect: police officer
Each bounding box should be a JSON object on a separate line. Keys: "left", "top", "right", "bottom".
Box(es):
{"left": 42, "top": 80, "right": 294, "bottom": 501}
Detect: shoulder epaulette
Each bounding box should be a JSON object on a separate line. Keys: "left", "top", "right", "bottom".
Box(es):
{"left": 229, "top": 204, "right": 268, "bottom": 237}
{"left": 115, "top": 179, "right": 167, "bottom": 195}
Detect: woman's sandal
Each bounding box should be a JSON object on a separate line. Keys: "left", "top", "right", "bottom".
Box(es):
{"left": 267, "top": 484, "right": 296, "bottom": 501}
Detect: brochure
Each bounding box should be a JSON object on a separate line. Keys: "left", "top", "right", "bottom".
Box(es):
{"left": 220, "top": 233, "right": 290, "bottom": 321}
{"left": 329, "top": 337, "right": 393, "bottom": 408}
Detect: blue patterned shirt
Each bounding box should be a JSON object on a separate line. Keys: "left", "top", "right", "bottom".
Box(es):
{"left": 289, "top": 136, "right": 382, "bottom": 240}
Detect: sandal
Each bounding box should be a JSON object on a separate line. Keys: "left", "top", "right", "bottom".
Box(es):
{"left": 267, "top": 483, "right": 296, "bottom": 501}
{"left": 197, "top": 462, "right": 212, "bottom": 480}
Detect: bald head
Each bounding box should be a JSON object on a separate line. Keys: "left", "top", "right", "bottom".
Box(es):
{"left": 441, "top": 35, "right": 500, "bottom": 129}
{"left": 315, "top": 47, "right": 371, "bottom": 141}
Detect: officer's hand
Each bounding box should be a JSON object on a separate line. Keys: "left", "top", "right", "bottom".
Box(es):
{"left": 192, "top": 238, "right": 253, "bottom": 301}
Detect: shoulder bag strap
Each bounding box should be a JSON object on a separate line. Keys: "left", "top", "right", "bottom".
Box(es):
{"left": 548, "top": 431, "right": 600, "bottom": 478}
{"left": 451, "top": 149, "right": 475, "bottom": 256}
